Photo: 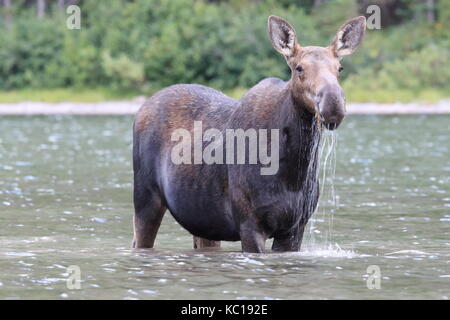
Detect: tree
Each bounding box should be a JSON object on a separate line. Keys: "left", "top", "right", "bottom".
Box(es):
{"left": 3, "top": 0, "right": 12, "bottom": 26}
{"left": 426, "top": 0, "right": 435, "bottom": 23}
{"left": 36, "top": 0, "right": 45, "bottom": 19}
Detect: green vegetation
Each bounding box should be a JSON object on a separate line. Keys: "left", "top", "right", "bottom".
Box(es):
{"left": 0, "top": 87, "right": 140, "bottom": 103}
{"left": 0, "top": 0, "right": 449, "bottom": 103}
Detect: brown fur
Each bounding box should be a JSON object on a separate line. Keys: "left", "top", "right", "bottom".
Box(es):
{"left": 132, "top": 16, "right": 366, "bottom": 253}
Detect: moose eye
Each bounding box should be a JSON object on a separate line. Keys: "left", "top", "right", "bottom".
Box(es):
{"left": 296, "top": 65, "right": 304, "bottom": 75}
{"left": 338, "top": 66, "right": 344, "bottom": 73}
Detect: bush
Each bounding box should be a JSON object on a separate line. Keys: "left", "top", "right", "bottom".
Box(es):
{"left": 0, "top": 0, "right": 448, "bottom": 103}
{"left": 101, "top": 51, "right": 145, "bottom": 90}
{"left": 0, "top": 11, "right": 64, "bottom": 89}
{"left": 343, "top": 45, "right": 450, "bottom": 101}
{"left": 0, "top": 0, "right": 326, "bottom": 92}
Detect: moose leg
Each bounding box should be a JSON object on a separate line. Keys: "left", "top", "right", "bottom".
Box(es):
{"left": 272, "top": 223, "right": 306, "bottom": 252}
{"left": 239, "top": 219, "right": 267, "bottom": 253}
{"left": 193, "top": 237, "right": 221, "bottom": 250}
{"left": 132, "top": 186, "right": 166, "bottom": 248}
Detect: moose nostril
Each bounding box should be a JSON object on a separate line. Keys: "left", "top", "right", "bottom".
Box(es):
{"left": 315, "top": 90, "right": 325, "bottom": 105}
{"left": 317, "top": 91, "right": 324, "bottom": 99}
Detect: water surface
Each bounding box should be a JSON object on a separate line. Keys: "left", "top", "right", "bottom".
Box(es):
{"left": 0, "top": 115, "right": 449, "bottom": 299}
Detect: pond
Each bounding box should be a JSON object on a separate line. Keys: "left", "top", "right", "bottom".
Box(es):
{"left": 0, "top": 115, "right": 449, "bottom": 299}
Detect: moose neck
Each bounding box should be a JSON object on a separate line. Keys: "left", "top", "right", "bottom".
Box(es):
{"left": 275, "top": 82, "right": 322, "bottom": 190}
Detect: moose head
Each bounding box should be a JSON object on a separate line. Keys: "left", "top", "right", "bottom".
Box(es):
{"left": 268, "top": 15, "right": 366, "bottom": 129}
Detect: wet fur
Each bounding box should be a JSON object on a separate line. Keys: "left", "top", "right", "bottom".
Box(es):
{"left": 133, "top": 80, "right": 321, "bottom": 252}
{"left": 132, "top": 15, "right": 365, "bottom": 252}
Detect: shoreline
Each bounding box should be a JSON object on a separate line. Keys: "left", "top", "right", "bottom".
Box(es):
{"left": 1, "top": 98, "right": 450, "bottom": 115}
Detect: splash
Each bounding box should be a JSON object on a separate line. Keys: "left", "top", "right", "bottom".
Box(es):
{"left": 304, "top": 130, "right": 340, "bottom": 253}
{"left": 299, "top": 243, "right": 360, "bottom": 259}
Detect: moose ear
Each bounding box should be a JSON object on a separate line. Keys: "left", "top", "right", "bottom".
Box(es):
{"left": 268, "top": 15, "right": 298, "bottom": 58}
{"left": 330, "top": 16, "right": 366, "bottom": 58}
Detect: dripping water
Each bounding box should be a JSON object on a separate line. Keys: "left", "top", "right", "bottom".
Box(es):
{"left": 303, "top": 129, "right": 349, "bottom": 256}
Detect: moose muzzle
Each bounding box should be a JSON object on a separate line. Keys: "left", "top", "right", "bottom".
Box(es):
{"left": 315, "top": 84, "right": 346, "bottom": 130}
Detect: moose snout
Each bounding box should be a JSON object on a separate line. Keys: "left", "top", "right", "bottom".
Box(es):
{"left": 315, "top": 84, "right": 346, "bottom": 130}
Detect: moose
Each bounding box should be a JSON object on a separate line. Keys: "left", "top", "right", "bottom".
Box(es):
{"left": 132, "top": 15, "right": 366, "bottom": 253}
